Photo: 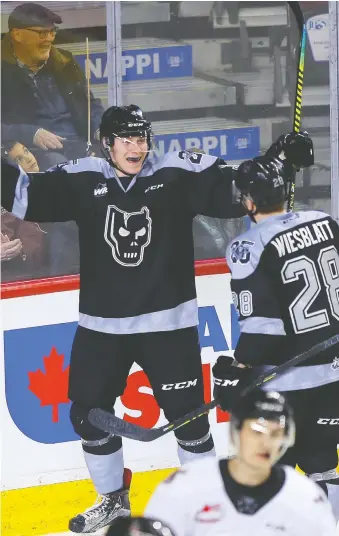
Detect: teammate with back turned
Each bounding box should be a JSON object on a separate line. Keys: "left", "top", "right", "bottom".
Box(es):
{"left": 0, "top": 105, "right": 313, "bottom": 533}
{"left": 212, "top": 154, "right": 339, "bottom": 520}
{"left": 145, "top": 388, "right": 337, "bottom": 536}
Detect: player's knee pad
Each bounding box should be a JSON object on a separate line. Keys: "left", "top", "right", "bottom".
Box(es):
{"left": 70, "top": 402, "right": 122, "bottom": 455}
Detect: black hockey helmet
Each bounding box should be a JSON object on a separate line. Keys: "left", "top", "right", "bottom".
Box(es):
{"left": 106, "top": 516, "right": 176, "bottom": 536}
{"left": 100, "top": 104, "right": 153, "bottom": 149}
{"left": 235, "top": 155, "right": 290, "bottom": 213}
{"left": 230, "top": 388, "right": 295, "bottom": 459}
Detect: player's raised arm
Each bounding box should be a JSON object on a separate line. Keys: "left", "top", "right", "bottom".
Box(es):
{"left": 168, "top": 131, "right": 313, "bottom": 220}
{"left": 1, "top": 157, "right": 83, "bottom": 223}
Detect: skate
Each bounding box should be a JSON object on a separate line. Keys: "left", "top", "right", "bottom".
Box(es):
{"left": 69, "top": 469, "right": 132, "bottom": 533}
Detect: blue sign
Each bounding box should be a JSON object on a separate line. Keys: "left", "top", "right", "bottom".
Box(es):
{"left": 4, "top": 305, "right": 240, "bottom": 444}
{"left": 76, "top": 45, "right": 193, "bottom": 84}
{"left": 154, "top": 127, "right": 260, "bottom": 161}
{"left": 4, "top": 322, "right": 79, "bottom": 444}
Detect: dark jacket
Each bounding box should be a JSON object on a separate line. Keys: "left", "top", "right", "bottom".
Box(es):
{"left": 1, "top": 33, "right": 104, "bottom": 147}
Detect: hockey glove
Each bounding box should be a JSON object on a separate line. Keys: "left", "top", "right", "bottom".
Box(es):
{"left": 212, "top": 356, "right": 253, "bottom": 412}
{"left": 266, "top": 130, "right": 314, "bottom": 169}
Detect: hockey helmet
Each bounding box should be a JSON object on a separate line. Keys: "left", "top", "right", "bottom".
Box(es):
{"left": 100, "top": 104, "right": 153, "bottom": 149}
{"left": 106, "top": 516, "right": 176, "bottom": 536}
{"left": 230, "top": 388, "right": 295, "bottom": 460}
{"left": 235, "top": 155, "right": 290, "bottom": 212}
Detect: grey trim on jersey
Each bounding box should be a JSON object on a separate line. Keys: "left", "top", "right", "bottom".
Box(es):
{"left": 239, "top": 317, "right": 286, "bottom": 335}
{"left": 260, "top": 363, "right": 339, "bottom": 391}
{"left": 12, "top": 166, "right": 30, "bottom": 219}
{"left": 58, "top": 152, "right": 218, "bottom": 180}
{"left": 226, "top": 210, "right": 331, "bottom": 280}
{"left": 83, "top": 448, "right": 124, "bottom": 494}
{"left": 145, "top": 151, "right": 218, "bottom": 175}
{"left": 54, "top": 156, "right": 115, "bottom": 178}
{"left": 79, "top": 298, "right": 198, "bottom": 334}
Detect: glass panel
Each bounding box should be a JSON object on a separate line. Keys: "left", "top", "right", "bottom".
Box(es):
{"left": 1, "top": 1, "right": 107, "bottom": 282}
{"left": 291, "top": 2, "right": 331, "bottom": 215}
{"left": 121, "top": 1, "right": 331, "bottom": 260}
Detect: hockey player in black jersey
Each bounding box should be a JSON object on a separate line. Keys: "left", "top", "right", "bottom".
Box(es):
{"left": 1, "top": 105, "right": 314, "bottom": 533}
{"left": 145, "top": 389, "right": 337, "bottom": 535}
{"left": 213, "top": 155, "right": 339, "bottom": 520}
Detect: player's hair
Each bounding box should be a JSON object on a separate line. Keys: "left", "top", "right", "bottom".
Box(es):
{"left": 255, "top": 200, "right": 286, "bottom": 214}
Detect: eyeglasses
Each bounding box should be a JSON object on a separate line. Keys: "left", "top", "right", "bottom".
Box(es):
{"left": 25, "top": 27, "right": 57, "bottom": 39}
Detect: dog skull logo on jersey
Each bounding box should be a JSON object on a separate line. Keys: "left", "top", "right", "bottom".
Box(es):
{"left": 230, "top": 240, "right": 254, "bottom": 264}
{"left": 104, "top": 205, "right": 152, "bottom": 266}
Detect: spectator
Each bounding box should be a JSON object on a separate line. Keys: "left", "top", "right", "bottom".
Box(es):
{"left": 3, "top": 139, "right": 80, "bottom": 278}
{"left": 4, "top": 139, "right": 40, "bottom": 172}
{"left": 1, "top": 142, "right": 48, "bottom": 281}
{"left": 1, "top": 2, "right": 104, "bottom": 170}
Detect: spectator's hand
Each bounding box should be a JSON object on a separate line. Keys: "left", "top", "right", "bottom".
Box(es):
{"left": 1, "top": 234, "right": 23, "bottom": 261}
{"left": 33, "top": 129, "right": 66, "bottom": 151}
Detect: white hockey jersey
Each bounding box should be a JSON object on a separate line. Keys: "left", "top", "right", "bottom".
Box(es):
{"left": 145, "top": 457, "right": 337, "bottom": 536}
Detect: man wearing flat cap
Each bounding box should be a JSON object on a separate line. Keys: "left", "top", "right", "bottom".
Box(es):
{"left": 1, "top": 2, "right": 104, "bottom": 169}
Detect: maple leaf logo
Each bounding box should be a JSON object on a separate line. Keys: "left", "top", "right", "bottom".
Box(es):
{"left": 28, "top": 347, "right": 70, "bottom": 423}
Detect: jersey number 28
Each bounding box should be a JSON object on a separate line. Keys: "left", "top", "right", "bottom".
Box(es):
{"left": 281, "top": 245, "right": 339, "bottom": 334}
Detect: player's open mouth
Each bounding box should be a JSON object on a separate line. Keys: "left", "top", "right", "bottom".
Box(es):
{"left": 126, "top": 156, "right": 142, "bottom": 163}
{"left": 257, "top": 453, "right": 270, "bottom": 459}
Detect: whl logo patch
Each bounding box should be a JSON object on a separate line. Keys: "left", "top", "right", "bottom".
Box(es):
{"left": 94, "top": 183, "right": 108, "bottom": 197}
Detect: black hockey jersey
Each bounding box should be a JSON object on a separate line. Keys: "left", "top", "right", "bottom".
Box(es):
{"left": 1, "top": 152, "right": 243, "bottom": 334}
{"left": 226, "top": 211, "right": 339, "bottom": 390}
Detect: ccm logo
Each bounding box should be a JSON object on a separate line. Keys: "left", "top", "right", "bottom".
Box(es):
{"left": 145, "top": 184, "right": 163, "bottom": 193}
{"left": 214, "top": 378, "right": 239, "bottom": 387}
{"left": 162, "top": 379, "right": 197, "bottom": 390}
{"left": 317, "top": 418, "right": 339, "bottom": 425}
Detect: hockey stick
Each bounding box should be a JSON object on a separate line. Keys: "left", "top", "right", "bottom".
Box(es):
{"left": 88, "top": 333, "right": 339, "bottom": 442}
{"left": 85, "top": 37, "right": 92, "bottom": 156}
{"left": 286, "top": 1, "right": 307, "bottom": 211}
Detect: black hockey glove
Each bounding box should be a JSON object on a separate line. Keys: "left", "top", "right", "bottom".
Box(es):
{"left": 266, "top": 130, "right": 314, "bottom": 169}
{"left": 212, "top": 356, "right": 253, "bottom": 412}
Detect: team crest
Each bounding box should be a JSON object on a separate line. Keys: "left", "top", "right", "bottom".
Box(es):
{"left": 230, "top": 240, "right": 254, "bottom": 264}
{"left": 331, "top": 357, "right": 339, "bottom": 371}
{"left": 104, "top": 205, "right": 152, "bottom": 267}
{"left": 195, "top": 504, "right": 223, "bottom": 523}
